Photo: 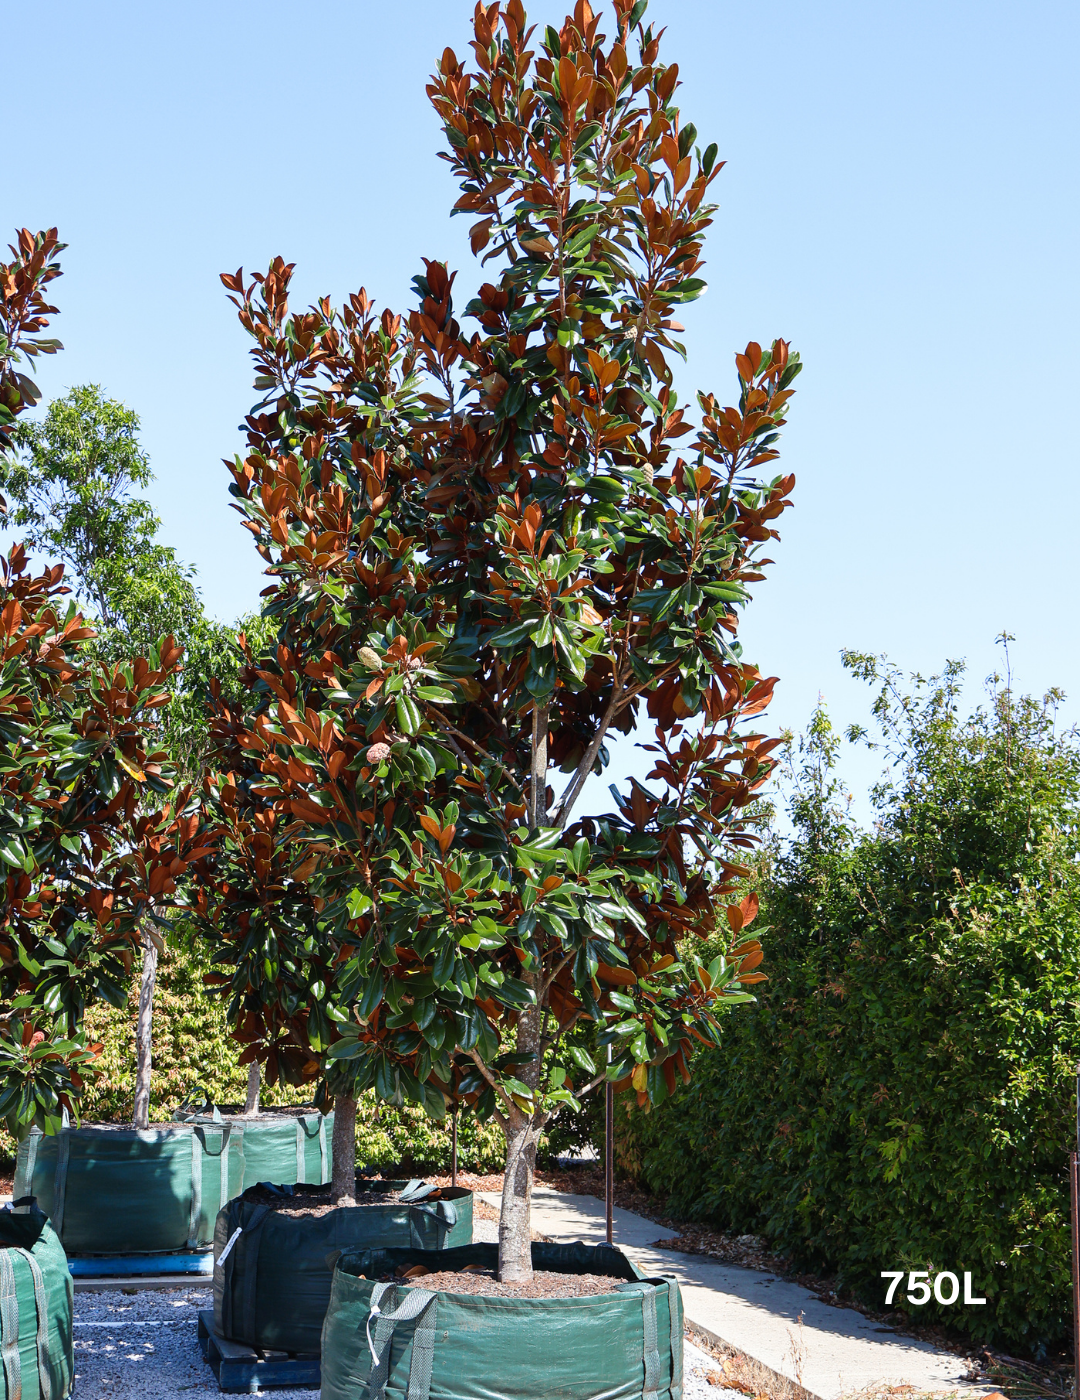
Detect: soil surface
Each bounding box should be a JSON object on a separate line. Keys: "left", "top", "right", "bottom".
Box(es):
{"left": 30, "top": 1109, "right": 326, "bottom": 1134}
{"left": 245, "top": 1181, "right": 448, "bottom": 1219}
{"left": 373, "top": 1265, "right": 630, "bottom": 1299}
{"left": 412, "top": 1172, "right": 505, "bottom": 1193}
{"left": 211, "top": 1105, "right": 326, "bottom": 1120}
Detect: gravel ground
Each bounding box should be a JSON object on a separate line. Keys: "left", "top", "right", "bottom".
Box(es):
{"left": 73, "top": 1286, "right": 318, "bottom": 1399}
{"left": 73, "top": 1221, "right": 500, "bottom": 1394}
{"left": 683, "top": 1337, "right": 749, "bottom": 1399}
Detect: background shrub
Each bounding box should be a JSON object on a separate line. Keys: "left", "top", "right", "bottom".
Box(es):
{"left": 618, "top": 655, "right": 1080, "bottom": 1354}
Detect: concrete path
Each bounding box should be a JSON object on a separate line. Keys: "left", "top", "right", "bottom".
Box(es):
{"left": 481, "top": 1187, "right": 982, "bottom": 1400}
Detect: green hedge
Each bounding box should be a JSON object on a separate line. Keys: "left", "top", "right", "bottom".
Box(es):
{"left": 618, "top": 664, "right": 1080, "bottom": 1354}
{"left": 81, "top": 943, "right": 510, "bottom": 1170}
{"left": 78, "top": 942, "right": 271, "bottom": 1121}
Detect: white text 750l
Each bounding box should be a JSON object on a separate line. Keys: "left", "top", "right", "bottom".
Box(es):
{"left": 881, "top": 1272, "right": 986, "bottom": 1306}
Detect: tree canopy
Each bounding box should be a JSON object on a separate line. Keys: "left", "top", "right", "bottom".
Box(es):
{"left": 190, "top": 0, "right": 797, "bottom": 1279}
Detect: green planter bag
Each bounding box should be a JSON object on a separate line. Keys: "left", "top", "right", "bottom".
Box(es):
{"left": 0, "top": 1204, "right": 74, "bottom": 1400}
{"left": 173, "top": 1106, "right": 333, "bottom": 1192}
{"left": 213, "top": 1180, "right": 473, "bottom": 1354}
{"left": 14, "top": 1110, "right": 332, "bottom": 1256}
{"left": 320, "top": 1242, "right": 684, "bottom": 1400}
{"left": 239, "top": 1109, "right": 332, "bottom": 1188}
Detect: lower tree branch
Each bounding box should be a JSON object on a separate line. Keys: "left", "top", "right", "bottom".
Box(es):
{"left": 466, "top": 1047, "right": 514, "bottom": 1127}
{"left": 577, "top": 1067, "right": 612, "bottom": 1098}
{"left": 550, "top": 684, "right": 622, "bottom": 828}
{"left": 423, "top": 706, "right": 528, "bottom": 805}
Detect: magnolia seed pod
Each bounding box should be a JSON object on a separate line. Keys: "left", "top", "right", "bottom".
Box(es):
{"left": 359, "top": 647, "right": 382, "bottom": 670}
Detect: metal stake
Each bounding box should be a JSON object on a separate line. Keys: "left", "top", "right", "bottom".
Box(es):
{"left": 1073, "top": 1067, "right": 1080, "bottom": 1400}
{"left": 451, "top": 1109, "right": 458, "bottom": 1189}
{"left": 1071, "top": 1151, "right": 1079, "bottom": 1400}
{"left": 605, "top": 1079, "right": 614, "bottom": 1245}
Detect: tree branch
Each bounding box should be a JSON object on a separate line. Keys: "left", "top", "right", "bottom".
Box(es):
{"left": 577, "top": 1067, "right": 612, "bottom": 1099}
{"left": 541, "top": 951, "right": 575, "bottom": 997}
{"left": 466, "top": 1046, "right": 517, "bottom": 1124}
{"left": 550, "top": 684, "right": 622, "bottom": 829}
{"left": 422, "top": 705, "right": 527, "bottom": 804}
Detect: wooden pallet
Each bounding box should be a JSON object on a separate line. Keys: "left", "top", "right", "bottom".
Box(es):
{"left": 197, "top": 1310, "right": 321, "bottom": 1393}
{"left": 69, "top": 1251, "right": 214, "bottom": 1278}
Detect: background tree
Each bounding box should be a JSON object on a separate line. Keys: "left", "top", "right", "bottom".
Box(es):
{"left": 0, "top": 229, "right": 217, "bottom": 1138}
{"left": 0, "top": 383, "right": 266, "bottom": 772}
{"left": 1, "top": 386, "right": 198, "bottom": 644}
{"left": 1, "top": 382, "right": 273, "bottom": 1122}
{"left": 193, "top": 0, "right": 797, "bottom": 1278}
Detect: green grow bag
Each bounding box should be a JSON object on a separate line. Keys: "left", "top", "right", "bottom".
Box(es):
{"left": 214, "top": 1179, "right": 473, "bottom": 1354}
{"left": 320, "top": 1242, "right": 684, "bottom": 1400}
{"left": 201, "top": 1107, "right": 333, "bottom": 1192}
{"left": 14, "top": 1110, "right": 332, "bottom": 1256}
{"left": 0, "top": 1204, "right": 74, "bottom": 1400}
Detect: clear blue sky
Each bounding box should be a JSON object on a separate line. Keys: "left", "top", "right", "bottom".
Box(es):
{"left": 9, "top": 0, "right": 1079, "bottom": 821}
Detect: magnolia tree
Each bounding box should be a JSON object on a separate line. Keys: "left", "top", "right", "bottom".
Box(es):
{"left": 0, "top": 230, "right": 211, "bottom": 1136}
{"left": 192, "top": 677, "right": 340, "bottom": 1135}
{"left": 196, "top": 0, "right": 797, "bottom": 1279}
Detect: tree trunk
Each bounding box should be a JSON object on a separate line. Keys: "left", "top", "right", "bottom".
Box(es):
{"left": 498, "top": 1112, "right": 537, "bottom": 1282}
{"left": 243, "top": 1061, "right": 261, "bottom": 1115}
{"left": 132, "top": 928, "right": 158, "bottom": 1130}
{"left": 499, "top": 703, "right": 550, "bottom": 1279}
{"left": 330, "top": 1092, "right": 357, "bottom": 1204}
{"left": 497, "top": 972, "right": 544, "bottom": 1281}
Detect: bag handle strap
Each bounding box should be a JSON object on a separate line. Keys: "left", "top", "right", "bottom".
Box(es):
{"left": 51, "top": 1131, "right": 71, "bottom": 1241}
{"left": 186, "top": 1128, "right": 204, "bottom": 1250}
{"left": 408, "top": 1201, "right": 457, "bottom": 1248}
{"left": 615, "top": 1280, "right": 662, "bottom": 1400}
{"left": 366, "top": 1282, "right": 439, "bottom": 1400}
{"left": 240, "top": 1204, "right": 272, "bottom": 1346}
{"left": 658, "top": 1275, "right": 683, "bottom": 1400}
{"left": 17, "top": 1129, "right": 41, "bottom": 1209}
{"left": 17, "top": 1245, "right": 52, "bottom": 1400}
{"left": 0, "top": 1248, "right": 21, "bottom": 1400}
{"left": 216, "top": 1202, "right": 249, "bottom": 1342}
